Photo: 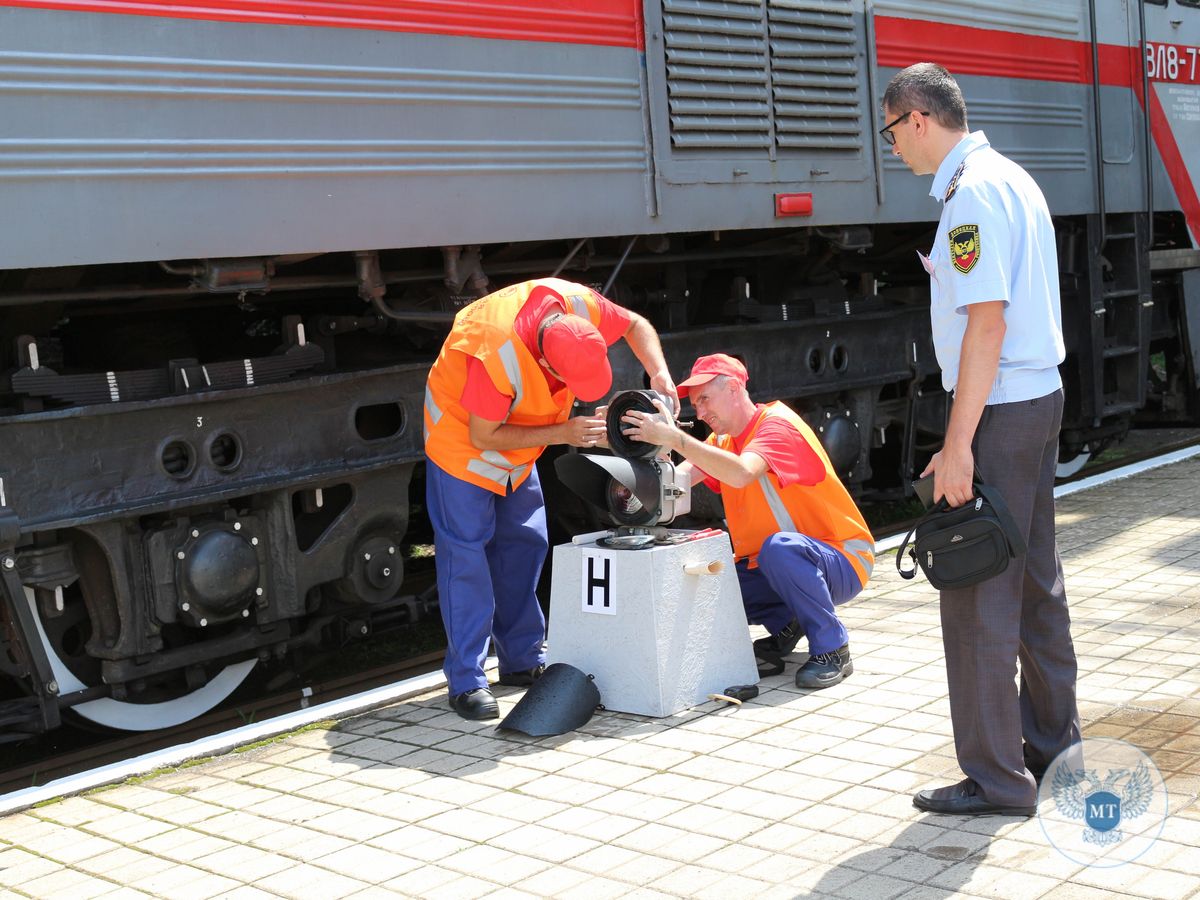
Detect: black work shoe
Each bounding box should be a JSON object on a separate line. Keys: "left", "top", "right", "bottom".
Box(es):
{"left": 794, "top": 643, "right": 853, "bottom": 689}
{"left": 449, "top": 688, "right": 499, "bottom": 720}
{"left": 497, "top": 664, "right": 546, "bottom": 687}
{"left": 754, "top": 619, "right": 803, "bottom": 677}
{"left": 913, "top": 779, "right": 1035, "bottom": 817}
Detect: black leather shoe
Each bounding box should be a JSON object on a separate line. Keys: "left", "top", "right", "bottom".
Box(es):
{"left": 497, "top": 664, "right": 545, "bottom": 687}
{"left": 794, "top": 643, "right": 852, "bottom": 689}
{"left": 913, "top": 779, "right": 1035, "bottom": 817}
{"left": 448, "top": 688, "right": 499, "bottom": 720}
{"left": 754, "top": 619, "right": 803, "bottom": 677}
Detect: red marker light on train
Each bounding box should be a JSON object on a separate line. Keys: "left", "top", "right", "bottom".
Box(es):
{"left": 774, "top": 193, "right": 814, "bottom": 217}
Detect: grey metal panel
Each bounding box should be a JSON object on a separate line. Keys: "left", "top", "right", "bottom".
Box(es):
{"left": 0, "top": 139, "right": 647, "bottom": 180}
{"left": 2, "top": 0, "right": 1184, "bottom": 265}
{"left": 769, "top": 0, "right": 864, "bottom": 152}
{"left": 1144, "top": 2, "right": 1200, "bottom": 242}
{"left": 1099, "top": 0, "right": 1137, "bottom": 164}
{"left": 663, "top": 0, "right": 772, "bottom": 148}
{"left": 872, "top": 71, "right": 1174, "bottom": 228}
{"left": 869, "top": 0, "right": 1168, "bottom": 224}
{"left": 876, "top": 81, "right": 1096, "bottom": 219}
{"left": 661, "top": 0, "right": 863, "bottom": 153}
{"left": 0, "top": 49, "right": 643, "bottom": 109}
{"left": 0, "top": 8, "right": 650, "bottom": 269}
{"left": 650, "top": 0, "right": 871, "bottom": 185}
{"left": 872, "top": 0, "right": 1083, "bottom": 36}
{"left": 966, "top": 96, "right": 1090, "bottom": 182}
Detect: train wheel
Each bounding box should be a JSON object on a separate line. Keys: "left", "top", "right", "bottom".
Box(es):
{"left": 1055, "top": 444, "right": 1092, "bottom": 479}
{"left": 24, "top": 588, "right": 255, "bottom": 731}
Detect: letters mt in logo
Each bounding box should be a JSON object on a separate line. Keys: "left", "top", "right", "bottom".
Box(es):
{"left": 1052, "top": 764, "right": 1153, "bottom": 846}
{"left": 1038, "top": 737, "right": 1167, "bottom": 867}
{"left": 949, "top": 224, "right": 980, "bottom": 274}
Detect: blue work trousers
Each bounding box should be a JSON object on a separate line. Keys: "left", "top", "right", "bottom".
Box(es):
{"left": 737, "top": 532, "right": 861, "bottom": 655}
{"left": 425, "top": 459, "right": 548, "bottom": 696}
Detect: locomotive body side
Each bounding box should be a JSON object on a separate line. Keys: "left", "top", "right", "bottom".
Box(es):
{"left": 1, "top": 0, "right": 1198, "bottom": 737}
{"left": 0, "top": 2, "right": 650, "bottom": 269}
{"left": 9, "top": 1, "right": 1192, "bottom": 261}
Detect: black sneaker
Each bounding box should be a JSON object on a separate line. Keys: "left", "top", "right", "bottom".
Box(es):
{"left": 497, "top": 664, "right": 546, "bottom": 687}
{"left": 449, "top": 687, "right": 500, "bottom": 720}
{"left": 795, "top": 643, "right": 853, "bottom": 689}
{"left": 753, "top": 619, "right": 803, "bottom": 677}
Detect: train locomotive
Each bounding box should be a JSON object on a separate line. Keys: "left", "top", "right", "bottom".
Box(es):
{"left": 1, "top": 0, "right": 1199, "bottom": 737}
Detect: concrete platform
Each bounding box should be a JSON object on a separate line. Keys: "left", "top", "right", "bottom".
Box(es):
{"left": 1, "top": 456, "right": 1199, "bottom": 899}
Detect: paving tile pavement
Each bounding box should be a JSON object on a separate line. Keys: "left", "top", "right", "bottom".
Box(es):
{"left": 2, "top": 457, "right": 1199, "bottom": 898}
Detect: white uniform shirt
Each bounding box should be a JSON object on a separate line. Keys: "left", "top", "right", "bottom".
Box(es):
{"left": 926, "top": 131, "right": 1065, "bottom": 404}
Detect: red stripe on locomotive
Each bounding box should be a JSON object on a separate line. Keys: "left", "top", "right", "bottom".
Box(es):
{"left": 875, "top": 17, "right": 1093, "bottom": 83}
{"left": 0, "top": 0, "right": 643, "bottom": 49}
{"left": 876, "top": 15, "right": 1200, "bottom": 243}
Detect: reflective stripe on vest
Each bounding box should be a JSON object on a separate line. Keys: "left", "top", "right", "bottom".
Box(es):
{"left": 496, "top": 340, "right": 524, "bottom": 424}
{"left": 762, "top": 468, "right": 875, "bottom": 581}
{"left": 425, "top": 385, "right": 443, "bottom": 426}
{"left": 466, "top": 451, "right": 529, "bottom": 491}
{"left": 566, "top": 293, "right": 590, "bottom": 318}
{"left": 423, "top": 278, "right": 604, "bottom": 495}
{"left": 843, "top": 537, "right": 876, "bottom": 581}
{"left": 759, "top": 476, "right": 797, "bottom": 533}
{"left": 424, "top": 384, "right": 443, "bottom": 442}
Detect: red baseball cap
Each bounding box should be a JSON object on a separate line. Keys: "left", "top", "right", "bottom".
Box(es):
{"left": 540, "top": 314, "right": 613, "bottom": 402}
{"left": 677, "top": 353, "right": 749, "bottom": 397}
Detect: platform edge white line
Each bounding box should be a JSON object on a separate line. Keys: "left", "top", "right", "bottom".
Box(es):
{"left": 874, "top": 446, "right": 1200, "bottom": 556}
{"left": 0, "top": 656, "right": 497, "bottom": 816}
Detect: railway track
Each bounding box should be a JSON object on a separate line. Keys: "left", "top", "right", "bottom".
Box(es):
{"left": 3, "top": 428, "right": 1198, "bottom": 804}
{"left": 0, "top": 652, "right": 444, "bottom": 798}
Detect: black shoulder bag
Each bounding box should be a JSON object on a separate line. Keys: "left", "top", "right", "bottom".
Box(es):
{"left": 896, "top": 479, "right": 1026, "bottom": 590}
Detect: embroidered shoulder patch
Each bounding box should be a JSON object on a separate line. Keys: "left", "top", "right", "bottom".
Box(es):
{"left": 943, "top": 161, "right": 966, "bottom": 202}
{"left": 949, "top": 224, "right": 980, "bottom": 274}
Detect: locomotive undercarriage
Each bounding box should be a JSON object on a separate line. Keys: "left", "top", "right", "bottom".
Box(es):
{"left": 1, "top": 221, "right": 1197, "bottom": 737}
{"left": 0, "top": 464, "right": 428, "bottom": 739}
{"left": 0, "top": 350, "right": 429, "bottom": 738}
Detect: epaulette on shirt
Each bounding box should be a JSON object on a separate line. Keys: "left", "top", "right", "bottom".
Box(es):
{"left": 944, "top": 160, "right": 966, "bottom": 202}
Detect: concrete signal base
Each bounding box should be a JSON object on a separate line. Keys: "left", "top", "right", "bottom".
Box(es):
{"left": 546, "top": 532, "right": 758, "bottom": 717}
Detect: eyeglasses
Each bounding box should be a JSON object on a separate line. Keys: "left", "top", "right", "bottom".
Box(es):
{"left": 879, "top": 110, "right": 929, "bottom": 146}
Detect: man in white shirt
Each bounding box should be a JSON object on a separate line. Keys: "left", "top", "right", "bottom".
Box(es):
{"left": 882, "top": 62, "right": 1081, "bottom": 817}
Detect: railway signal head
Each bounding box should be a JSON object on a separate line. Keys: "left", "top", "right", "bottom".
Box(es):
{"left": 555, "top": 391, "right": 691, "bottom": 527}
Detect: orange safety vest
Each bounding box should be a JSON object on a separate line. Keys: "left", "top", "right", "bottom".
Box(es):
{"left": 713, "top": 402, "right": 875, "bottom": 587}
{"left": 423, "top": 278, "right": 604, "bottom": 495}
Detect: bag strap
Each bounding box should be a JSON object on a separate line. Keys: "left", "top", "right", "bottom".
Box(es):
{"left": 969, "top": 468, "right": 1026, "bottom": 558}
{"left": 895, "top": 499, "right": 948, "bottom": 580}
{"left": 897, "top": 471, "right": 1026, "bottom": 578}
{"left": 973, "top": 481, "right": 1027, "bottom": 558}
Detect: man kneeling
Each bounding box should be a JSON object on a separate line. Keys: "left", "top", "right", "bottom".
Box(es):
{"left": 620, "top": 354, "right": 874, "bottom": 687}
